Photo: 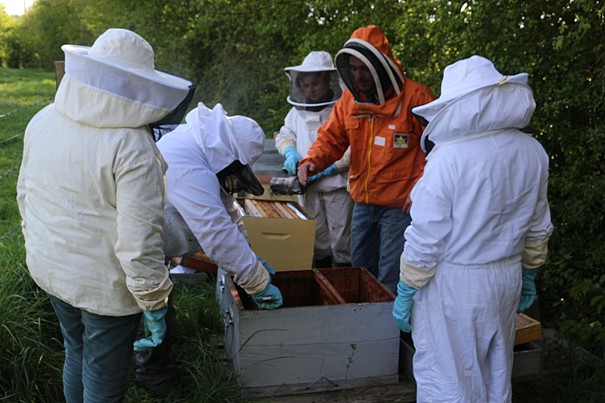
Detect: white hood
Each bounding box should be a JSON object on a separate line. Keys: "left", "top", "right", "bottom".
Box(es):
{"left": 188, "top": 103, "right": 265, "bottom": 174}
{"left": 413, "top": 56, "right": 535, "bottom": 151}
{"left": 421, "top": 84, "right": 535, "bottom": 151}
{"left": 56, "top": 28, "right": 193, "bottom": 129}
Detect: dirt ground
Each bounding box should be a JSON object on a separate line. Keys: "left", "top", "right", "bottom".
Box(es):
{"left": 251, "top": 376, "right": 416, "bottom": 403}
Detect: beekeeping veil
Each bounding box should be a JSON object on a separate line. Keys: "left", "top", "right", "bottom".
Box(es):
{"left": 192, "top": 103, "right": 265, "bottom": 196}
{"left": 61, "top": 28, "right": 196, "bottom": 133}
{"left": 284, "top": 51, "right": 343, "bottom": 111}
{"left": 334, "top": 25, "right": 405, "bottom": 105}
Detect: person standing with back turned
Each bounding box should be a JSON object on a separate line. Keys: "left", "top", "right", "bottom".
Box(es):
{"left": 393, "top": 55, "right": 553, "bottom": 402}
{"left": 297, "top": 25, "right": 435, "bottom": 293}
{"left": 17, "top": 28, "right": 195, "bottom": 402}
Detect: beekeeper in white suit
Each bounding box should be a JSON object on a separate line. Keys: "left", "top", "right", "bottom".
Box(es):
{"left": 17, "top": 28, "right": 194, "bottom": 402}
{"left": 276, "top": 50, "right": 353, "bottom": 268}
{"left": 158, "top": 102, "right": 283, "bottom": 309}
{"left": 133, "top": 102, "right": 283, "bottom": 397}
{"left": 392, "top": 55, "right": 553, "bottom": 402}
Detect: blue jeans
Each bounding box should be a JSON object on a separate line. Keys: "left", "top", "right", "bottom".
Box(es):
{"left": 350, "top": 203, "right": 411, "bottom": 294}
{"left": 49, "top": 295, "right": 141, "bottom": 403}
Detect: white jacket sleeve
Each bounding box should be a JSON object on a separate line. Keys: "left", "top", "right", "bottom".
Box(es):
{"left": 220, "top": 189, "right": 248, "bottom": 240}
{"left": 522, "top": 161, "right": 553, "bottom": 268}
{"left": 168, "top": 169, "right": 267, "bottom": 291}
{"left": 401, "top": 162, "right": 453, "bottom": 288}
{"left": 334, "top": 147, "right": 351, "bottom": 171}
{"left": 115, "top": 152, "right": 173, "bottom": 311}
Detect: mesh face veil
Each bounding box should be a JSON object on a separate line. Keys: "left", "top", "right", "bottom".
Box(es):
{"left": 284, "top": 51, "right": 343, "bottom": 110}
{"left": 216, "top": 161, "right": 264, "bottom": 196}
{"left": 151, "top": 84, "right": 197, "bottom": 140}
{"left": 335, "top": 39, "right": 404, "bottom": 105}
{"left": 286, "top": 70, "right": 342, "bottom": 110}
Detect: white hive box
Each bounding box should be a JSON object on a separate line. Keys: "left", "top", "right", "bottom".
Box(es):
{"left": 216, "top": 267, "right": 400, "bottom": 397}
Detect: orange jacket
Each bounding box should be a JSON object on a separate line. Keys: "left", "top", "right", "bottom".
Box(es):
{"left": 301, "top": 26, "right": 435, "bottom": 208}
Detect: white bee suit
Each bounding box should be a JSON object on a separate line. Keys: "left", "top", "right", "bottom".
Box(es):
{"left": 16, "top": 28, "right": 195, "bottom": 316}
{"left": 402, "top": 56, "right": 553, "bottom": 402}
{"left": 158, "top": 103, "right": 270, "bottom": 294}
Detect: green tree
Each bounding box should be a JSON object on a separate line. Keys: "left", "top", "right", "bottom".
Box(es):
{"left": 9, "top": 0, "right": 94, "bottom": 68}
{"left": 0, "top": 5, "right": 18, "bottom": 68}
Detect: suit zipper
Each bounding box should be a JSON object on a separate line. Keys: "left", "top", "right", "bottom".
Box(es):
{"left": 364, "top": 116, "right": 375, "bottom": 204}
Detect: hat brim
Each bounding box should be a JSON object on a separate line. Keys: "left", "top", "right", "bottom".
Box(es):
{"left": 286, "top": 96, "right": 338, "bottom": 108}
{"left": 62, "top": 44, "right": 192, "bottom": 91}
{"left": 284, "top": 65, "right": 337, "bottom": 73}
{"left": 413, "top": 73, "right": 529, "bottom": 122}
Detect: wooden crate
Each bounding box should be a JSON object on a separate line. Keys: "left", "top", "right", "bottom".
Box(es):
{"left": 216, "top": 267, "right": 400, "bottom": 398}
{"left": 515, "top": 313, "right": 542, "bottom": 345}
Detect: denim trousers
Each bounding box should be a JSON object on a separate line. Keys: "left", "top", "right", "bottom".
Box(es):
{"left": 350, "top": 203, "right": 411, "bottom": 294}
{"left": 49, "top": 295, "right": 141, "bottom": 403}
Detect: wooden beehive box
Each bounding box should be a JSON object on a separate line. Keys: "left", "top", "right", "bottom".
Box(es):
{"left": 515, "top": 313, "right": 542, "bottom": 345}
{"left": 237, "top": 198, "right": 316, "bottom": 271}
{"left": 216, "top": 267, "right": 400, "bottom": 398}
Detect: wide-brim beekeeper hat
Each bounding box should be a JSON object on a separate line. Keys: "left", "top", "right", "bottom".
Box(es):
{"left": 61, "top": 28, "right": 193, "bottom": 111}
{"left": 284, "top": 51, "right": 343, "bottom": 108}
{"left": 412, "top": 55, "right": 529, "bottom": 123}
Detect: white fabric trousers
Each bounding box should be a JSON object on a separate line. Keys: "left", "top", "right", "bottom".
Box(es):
{"left": 411, "top": 258, "right": 521, "bottom": 403}
{"left": 301, "top": 188, "right": 353, "bottom": 263}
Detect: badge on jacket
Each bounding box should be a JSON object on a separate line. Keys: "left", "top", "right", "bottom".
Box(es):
{"left": 394, "top": 133, "right": 409, "bottom": 148}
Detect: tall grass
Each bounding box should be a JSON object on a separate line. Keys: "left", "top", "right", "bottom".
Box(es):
{"left": 0, "top": 235, "right": 65, "bottom": 401}
{"left": 0, "top": 68, "right": 63, "bottom": 402}
{"left": 125, "top": 281, "right": 242, "bottom": 403}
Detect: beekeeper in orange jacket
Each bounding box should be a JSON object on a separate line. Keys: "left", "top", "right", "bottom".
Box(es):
{"left": 298, "top": 25, "right": 435, "bottom": 293}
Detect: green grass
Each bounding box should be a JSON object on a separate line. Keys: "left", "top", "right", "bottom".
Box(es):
{"left": 2, "top": 67, "right": 604, "bottom": 403}
{"left": 125, "top": 281, "right": 242, "bottom": 403}
{"left": 0, "top": 68, "right": 54, "bottom": 239}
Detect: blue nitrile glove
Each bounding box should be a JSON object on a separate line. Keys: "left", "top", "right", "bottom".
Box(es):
{"left": 393, "top": 280, "right": 417, "bottom": 333}
{"left": 308, "top": 164, "right": 337, "bottom": 183}
{"left": 282, "top": 146, "right": 301, "bottom": 175}
{"left": 252, "top": 256, "right": 282, "bottom": 309}
{"left": 518, "top": 268, "right": 538, "bottom": 312}
{"left": 252, "top": 283, "right": 284, "bottom": 310}
{"left": 133, "top": 306, "right": 168, "bottom": 352}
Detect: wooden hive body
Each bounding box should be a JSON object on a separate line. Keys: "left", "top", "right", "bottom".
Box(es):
{"left": 217, "top": 267, "right": 400, "bottom": 397}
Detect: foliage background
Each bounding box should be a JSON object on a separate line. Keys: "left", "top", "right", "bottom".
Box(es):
{"left": 1, "top": 0, "right": 604, "bottom": 393}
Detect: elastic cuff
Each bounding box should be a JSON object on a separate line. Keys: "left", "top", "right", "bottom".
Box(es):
{"left": 522, "top": 238, "right": 549, "bottom": 269}
{"left": 240, "top": 260, "right": 271, "bottom": 295}
{"left": 400, "top": 255, "right": 436, "bottom": 289}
